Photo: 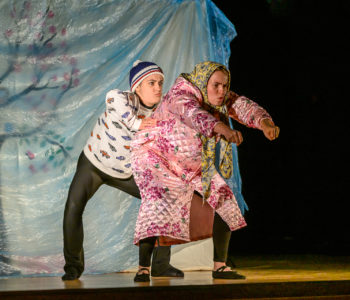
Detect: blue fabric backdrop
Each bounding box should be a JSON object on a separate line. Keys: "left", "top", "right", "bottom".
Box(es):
{"left": 0, "top": 0, "right": 245, "bottom": 277}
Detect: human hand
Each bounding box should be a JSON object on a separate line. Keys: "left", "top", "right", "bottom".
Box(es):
{"left": 260, "top": 118, "right": 280, "bottom": 141}
{"left": 213, "top": 122, "right": 243, "bottom": 146}
{"left": 139, "top": 118, "right": 158, "bottom": 130}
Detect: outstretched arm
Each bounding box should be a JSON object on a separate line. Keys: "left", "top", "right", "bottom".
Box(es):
{"left": 227, "top": 91, "right": 280, "bottom": 140}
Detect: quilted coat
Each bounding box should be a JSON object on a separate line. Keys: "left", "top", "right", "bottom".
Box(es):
{"left": 131, "top": 77, "right": 272, "bottom": 245}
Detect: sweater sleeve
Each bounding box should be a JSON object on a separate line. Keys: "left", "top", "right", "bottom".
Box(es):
{"left": 166, "top": 86, "right": 220, "bottom": 138}
{"left": 105, "top": 89, "right": 142, "bottom": 132}
{"left": 227, "top": 92, "right": 273, "bottom": 130}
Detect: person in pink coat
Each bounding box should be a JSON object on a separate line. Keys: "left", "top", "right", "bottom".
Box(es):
{"left": 131, "top": 61, "right": 280, "bottom": 281}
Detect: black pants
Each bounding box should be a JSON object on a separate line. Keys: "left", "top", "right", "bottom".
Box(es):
{"left": 139, "top": 211, "right": 231, "bottom": 267}
{"left": 63, "top": 151, "right": 142, "bottom": 274}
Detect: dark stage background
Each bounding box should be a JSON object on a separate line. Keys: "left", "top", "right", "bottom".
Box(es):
{"left": 213, "top": 0, "right": 348, "bottom": 255}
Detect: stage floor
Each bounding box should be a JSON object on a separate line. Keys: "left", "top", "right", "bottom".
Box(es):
{"left": 1, "top": 254, "right": 350, "bottom": 299}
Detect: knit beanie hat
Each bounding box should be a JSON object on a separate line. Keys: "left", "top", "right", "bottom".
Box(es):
{"left": 129, "top": 60, "right": 164, "bottom": 92}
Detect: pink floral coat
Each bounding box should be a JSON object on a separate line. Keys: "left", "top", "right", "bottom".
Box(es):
{"left": 131, "top": 77, "right": 272, "bottom": 245}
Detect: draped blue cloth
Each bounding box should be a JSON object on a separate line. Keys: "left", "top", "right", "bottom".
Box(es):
{"left": 0, "top": 0, "right": 246, "bottom": 277}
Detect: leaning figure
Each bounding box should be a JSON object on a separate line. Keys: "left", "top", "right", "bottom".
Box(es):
{"left": 62, "top": 60, "right": 184, "bottom": 280}
{"left": 131, "top": 61, "right": 280, "bottom": 282}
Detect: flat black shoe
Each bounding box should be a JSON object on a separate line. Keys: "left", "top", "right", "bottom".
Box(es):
{"left": 62, "top": 268, "right": 81, "bottom": 281}
{"left": 212, "top": 266, "right": 245, "bottom": 280}
{"left": 151, "top": 264, "right": 184, "bottom": 277}
{"left": 134, "top": 268, "right": 150, "bottom": 282}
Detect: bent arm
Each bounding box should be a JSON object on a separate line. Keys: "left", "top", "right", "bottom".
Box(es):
{"left": 167, "top": 92, "right": 220, "bottom": 137}
{"left": 105, "top": 89, "right": 142, "bottom": 132}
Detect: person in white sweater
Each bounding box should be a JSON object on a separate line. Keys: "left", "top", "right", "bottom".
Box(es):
{"left": 62, "top": 60, "right": 184, "bottom": 280}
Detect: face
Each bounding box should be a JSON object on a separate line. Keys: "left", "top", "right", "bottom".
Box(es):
{"left": 207, "top": 70, "right": 229, "bottom": 106}
{"left": 135, "top": 74, "right": 164, "bottom": 107}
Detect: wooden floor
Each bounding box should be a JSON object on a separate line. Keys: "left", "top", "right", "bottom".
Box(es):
{"left": 1, "top": 254, "right": 350, "bottom": 299}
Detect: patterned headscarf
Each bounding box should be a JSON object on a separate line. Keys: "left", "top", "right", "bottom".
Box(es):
{"left": 180, "top": 61, "right": 233, "bottom": 200}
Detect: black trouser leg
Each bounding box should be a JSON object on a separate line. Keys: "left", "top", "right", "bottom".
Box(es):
{"left": 63, "top": 152, "right": 104, "bottom": 275}
{"left": 151, "top": 244, "right": 170, "bottom": 271}
{"left": 139, "top": 237, "right": 157, "bottom": 267}
{"left": 213, "top": 213, "right": 231, "bottom": 262}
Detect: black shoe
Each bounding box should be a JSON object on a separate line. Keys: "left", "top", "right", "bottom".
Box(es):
{"left": 62, "top": 267, "right": 81, "bottom": 281}
{"left": 151, "top": 245, "right": 184, "bottom": 277}
{"left": 212, "top": 266, "right": 245, "bottom": 280}
{"left": 151, "top": 264, "right": 184, "bottom": 277}
{"left": 134, "top": 268, "right": 150, "bottom": 282}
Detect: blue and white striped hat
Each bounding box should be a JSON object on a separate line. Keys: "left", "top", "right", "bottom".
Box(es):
{"left": 129, "top": 60, "right": 164, "bottom": 92}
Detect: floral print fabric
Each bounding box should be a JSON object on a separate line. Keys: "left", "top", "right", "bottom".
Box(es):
{"left": 180, "top": 61, "right": 233, "bottom": 200}
{"left": 131, "top": 76, "right": 273, "bottom": 245}
{"left": 131, "top": 77, "right": 247, "bottom": 245}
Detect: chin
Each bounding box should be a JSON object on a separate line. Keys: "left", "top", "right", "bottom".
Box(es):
{"left": 153, "top": 97, "right": 162, "bottom": 104}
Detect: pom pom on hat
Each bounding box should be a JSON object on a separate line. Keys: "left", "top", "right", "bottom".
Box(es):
{"left": 133, "top": 60, "right": 142, "bottom": 67}
{"left": 129, "top": 60, "right": 164, "bottom": 92}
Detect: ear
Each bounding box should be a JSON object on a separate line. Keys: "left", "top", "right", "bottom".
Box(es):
{"left": 135, "top": 84, "right": 141, "bottom": 94}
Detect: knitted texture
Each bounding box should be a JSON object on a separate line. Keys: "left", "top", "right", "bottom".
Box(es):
{"left": 129, "top": 60, "right": 164, "bottom": 92}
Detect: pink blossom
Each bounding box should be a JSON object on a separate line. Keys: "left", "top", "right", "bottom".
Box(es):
{"left": 32, "top": 76, "right": 38, "bottom": 84}
{"left": 73, "top": 78, "right": 80, "bottom": 87}
{"left": 69, "top": 57, "right": 77, "bottom": 66}
{"left": 139, "top": 169, "right": 154, "bottom": 190}
{"left": 29, "top": 164, "right": 37, "bottom": 173}
{"left": 147, "top": 223, "right": 159, "bottom": 236}
{"left": 147, "top": 186, "right": 165, "bottom": 200}
{"left": 218, "top": 186, "right": 232, "bottom": 200}
{"left": 61, "top": 84, "right": 68, "bottom": 90}
{"left": 72, "top": 68, "right": 80, "bottom": 75}
{"left": 171, "top": 223, "right": 181, "bottom": 235}
{"left": 46, "top": 42, "right": 53, "bottom": 48}
{"left": 26, "top": 151, "right": 35, "bottom": 160}
{"left": 24, "top": 1, "right": 31, "bottom": 10}
{"left": 36, "top": 32, "right": 42, "bottom": 40}
{"left": 48, "top": 11, "right": 54, "bottom": 18}
{"left": 143, "top": 169, "right": 154, "bottom": 183}
{"left": 49, "top": 25, "right": 56, "bottom": 34}
{"left": 5, "top": 29, "right": 13, "bottom": 38}
{"left": 13, "top": 63, "right": 22, "bottom": 72}
{"left": 61, "top": 28, "right": 66, "bottom": 36}
{"left": 159, "top": 118, "right": 176, "bottom": 135}
{"left": 156, "top": 136, "right": 174, "bottom": 153}
{"left": 180, "top": 205, "right": 189, "bottom": 217}
{"left": 63, "top": 72, "right": 70, "bottom": 81}
{"left": 51, "top": 75, "right": 57, "bottom": 81}
{"left": 147, "top": 150, "right": 160, "bottom": 164}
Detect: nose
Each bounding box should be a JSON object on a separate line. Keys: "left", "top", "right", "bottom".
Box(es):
{"left": 218, "top": 86, "right": 225, "bottom": 95}
{"left": 155, "top": 83, "right": 162, "bottom": 92}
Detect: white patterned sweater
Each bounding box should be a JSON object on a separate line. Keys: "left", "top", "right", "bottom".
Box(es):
{"left": 83, "top": 89, "right": 156, "bottom": 178}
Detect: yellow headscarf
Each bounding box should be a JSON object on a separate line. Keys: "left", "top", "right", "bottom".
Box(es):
{"left": 180, "top": 61, "right": 233, "bottom": 200}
